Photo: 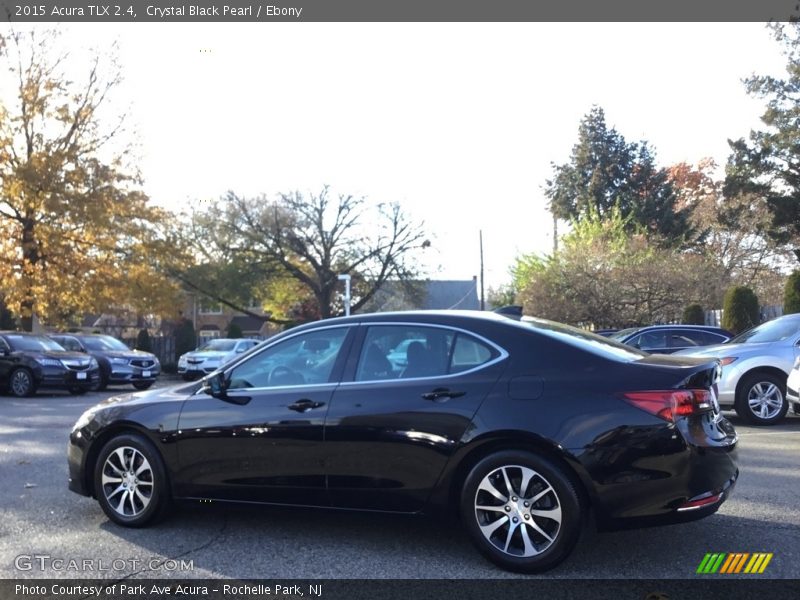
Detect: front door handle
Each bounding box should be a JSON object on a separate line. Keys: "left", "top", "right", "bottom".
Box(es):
{"left": 288, "top": 399, "right": 326, "bottom": 412}
{"left": 421, "top": 388, "right": 466, "bottom": 402}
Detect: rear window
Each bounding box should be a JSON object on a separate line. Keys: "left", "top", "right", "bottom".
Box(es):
{"left": 517, "top": 317, "right": 647, "bottom": 362}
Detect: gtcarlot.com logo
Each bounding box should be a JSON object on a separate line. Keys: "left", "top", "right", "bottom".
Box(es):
{"left": 696, "top": 552, "right": 773, "bottom": 574}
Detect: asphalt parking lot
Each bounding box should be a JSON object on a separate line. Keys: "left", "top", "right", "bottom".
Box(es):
{"left": 0, "top": 382, "right": 798, "bottom": 580}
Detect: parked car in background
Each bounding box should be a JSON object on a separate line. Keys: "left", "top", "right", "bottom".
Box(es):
{"left": 49, "top": 333, "right": 160, "bottom": 391}
{"left": 609, "top": 325, "right": 733, "bottom": 354}
{"left": 69, "top": 311, "right": 738, "bottom": 573}
{"left": 675, "top": 313, "right": 800, "bottom": 425}
{"left": 0, "top": 332, "right": 100, "bottom": 397}
{"left": 177, "top": 338, "right": 260, "bottom": 380}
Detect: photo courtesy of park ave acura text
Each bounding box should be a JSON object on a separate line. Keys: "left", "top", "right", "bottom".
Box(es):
{"left": 0, "top": 9, "right": 799, "bottom": 596}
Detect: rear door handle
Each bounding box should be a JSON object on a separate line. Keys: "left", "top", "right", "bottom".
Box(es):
{"left": 421, "top": 388, "right": 465, "bottom": 402}
{"left": 288, "top": 399, "right": 326, "bottom": 412}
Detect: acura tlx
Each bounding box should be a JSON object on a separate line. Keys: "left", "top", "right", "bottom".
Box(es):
{"left": 68, "top": 310, "right": 738, "bottom": 573}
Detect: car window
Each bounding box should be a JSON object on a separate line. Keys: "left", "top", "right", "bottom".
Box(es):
{"left": 355, "top": 326, "right": 494, "bottom": 381}
{"left": 730, "top": 317, "right": 800, "bottom": 344}
{"left": 4, "top": 335, "right": 65, "bottom": 352}
{"left": 629, "top": 330, "right": 668, "bottom": 350}
{"left": 0, "top": 337, "right": 10, "bottom": 352}
{"left": 227, "top": 328, "right": 348, "bottom": 390}
{"left": 82, "top": 335, "right": 130, "bottom": 351}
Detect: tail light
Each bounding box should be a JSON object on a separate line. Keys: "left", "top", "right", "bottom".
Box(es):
{"left": 623, "top": 389, "right": 713, "bottom": 422}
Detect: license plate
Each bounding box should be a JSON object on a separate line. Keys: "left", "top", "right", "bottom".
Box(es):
{"left": 142, "top": 370, "right": 151, "bottom": 377}
{"left": 77, "top": 372, "right": 87, "bottom": 380}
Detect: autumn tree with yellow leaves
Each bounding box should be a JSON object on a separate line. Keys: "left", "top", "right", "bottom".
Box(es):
{"left": 0, "top": 30, "right": 182, "bottom": 330}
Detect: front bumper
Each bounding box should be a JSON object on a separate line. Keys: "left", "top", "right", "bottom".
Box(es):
{"left": 38, "top": 366, "right": 100, "bottom": 389}
{"left": 107, "top": 364, "right": 161, "bottom": 385}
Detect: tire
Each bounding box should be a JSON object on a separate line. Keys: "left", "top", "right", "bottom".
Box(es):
{"left": 734, "top": 372, "right": 788, "bottom": 425}
{"left": 132, "top": 381, "right": 154, "bottom": 391}
{"left": 91, "top": 370, "right": 109, "bottom": 392}
{"left": 68, "top": 387, "right": 88, "bottom": 395}
{"left": 8, "top": 368, "right": 36, "bottom": 398}
{"left": 459, "top": 450, "right": 583, "bottom": 573}
{"left": 94, "top": 433, "right": 171, "bottom": 527}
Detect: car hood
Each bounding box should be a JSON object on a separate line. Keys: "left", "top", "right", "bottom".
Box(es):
{"left": 35, "top": 350, "right": 94, "bottom": 362}
{"left": 96, "top": 381, "right": 202, "bottom": 409}
{"left": 182, "top": 350, "right": 230, "bottom": 360}
{"left": 674, "top": 342, "right": 782, "bottom": 359}
{"left": 97, "top": 350, "right": 156, "bottom": 360}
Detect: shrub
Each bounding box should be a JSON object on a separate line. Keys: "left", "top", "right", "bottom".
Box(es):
{"left": 784, "top": 270, "right": 800, "bottom": 315}
{"left": 682, "top": 304, "right": 705, "bottom": 325}
{"left": 175, "top": 318, "right": 197, "bottom": 357}
{"left": 226, "top": 321, "right": 243, "bottom": 339}
{"left": 135, "top": 328, "right": 152, "bottom": 352}
{"left": 722, "top": 286, "right": 759, "bottom": 334}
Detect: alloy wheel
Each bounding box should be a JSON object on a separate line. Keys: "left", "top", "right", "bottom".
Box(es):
{"left": 100, "top": 447, "right": 154, "bottom": 518}
{"left": 10, "top": 369, "right": 33, "bottom": 397}
{"left": 474, "top": 465, "right": 562, "bottom": 557}
{"left": 747, "top": 381, "right": 784, "bottom": 420}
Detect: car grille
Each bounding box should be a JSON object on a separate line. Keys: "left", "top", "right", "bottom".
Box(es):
{"left": 62, "top": 359, "right": 91, "bottom": 371}
{"left": 187, "top": 358, "right": 204, "bottom": 365}
{"left": 130, "top": 359, "right": 156, "bottom": 368}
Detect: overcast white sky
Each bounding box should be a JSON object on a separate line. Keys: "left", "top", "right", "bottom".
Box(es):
{"left": 7, "top": 23, "right": 790, "bottom": 290}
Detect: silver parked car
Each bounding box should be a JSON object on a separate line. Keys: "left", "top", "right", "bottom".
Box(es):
{"left": 674, "top": 313, "right": 800, "bottom": 425}
{"left": 178, "top": 338, "right": 260, "bottom": 381}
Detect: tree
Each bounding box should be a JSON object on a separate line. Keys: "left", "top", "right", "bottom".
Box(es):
{"left": 682, "top": 304, "right": 705, "bottom": 325}
{"left": 226, "top": 321, "right": 243, "bottom": 339}
{"left": 182, "top": 188, "right": 429, "bottom": 322}
{"left": 722, "top": 286, "right": 760, "bottom": 334}
{"left": 669, "top": 159, "right": 792, "bottom": 305}
{"left": 515, "top": 208, "right": 721, "bottom": 327}
{"left": 0, "top": 295, "right": 15, "bottom": 329}
{"left": 784, "top": 270, "right": 800, "bottom": 314}
{"left": 546, "top": 106, "right": 691, "bottom": 244}
{"left": 135, "top": 328, "right": 152, "bottom": 352}
{"left": 175, "top": 318, "right": 197, "bottom": 357}
{"left": 0, "top": 30, "right": 182, "bottom": 331}
{"left": 725, "top": 22, "right": 800, "bottom": 250}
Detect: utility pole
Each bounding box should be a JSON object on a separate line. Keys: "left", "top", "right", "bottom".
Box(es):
{"left": 479, "top": 230, "right": 485, "bottom": 311}
{"left": 338, "top": 274, "right": 351, "bottom": 316}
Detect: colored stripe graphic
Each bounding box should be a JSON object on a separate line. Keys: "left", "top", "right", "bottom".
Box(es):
{"left": 699, "top": 553, "right": 773, "bottom": 574}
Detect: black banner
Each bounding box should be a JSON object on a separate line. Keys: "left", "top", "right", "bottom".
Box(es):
{"left": 1, "top": 0, "right": 799, "bottom": 22}
{"left": 1, "top": 579, "right": 798, "bottom": 600}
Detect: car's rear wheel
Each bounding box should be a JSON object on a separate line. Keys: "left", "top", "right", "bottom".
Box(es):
{"left": 132, "top": 381, "right": 154, "bottom": 390}
{"left": 94, "top": 434, "right": 171, "bottom": 527}
{"left": 9, "top": 368, "right": 36, "bottom": 397}
{"left": 460, "top": 450, "right": 582, "bottom": 573}
{"left": 735, "top": 372, "right": 788, "bottom": 425}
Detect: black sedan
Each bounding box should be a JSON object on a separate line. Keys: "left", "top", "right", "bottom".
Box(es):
{"left": 0, "top": 331, "right": 100, "bottom": 396}
{"left": 49, "top": 333, "right": 160, "bottom": 391}
{"left": 609, "top": 325, "right": 733, "bottom": 354}
{"left": 67, "top": 311, "right": 738, "bottom": 573}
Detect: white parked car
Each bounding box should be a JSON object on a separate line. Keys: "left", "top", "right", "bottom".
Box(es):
{"left": 675, "top": 313, "right": 800, "bottom": 425}
{"left": 177, "top": 338, "right": 260, "bottom": 381}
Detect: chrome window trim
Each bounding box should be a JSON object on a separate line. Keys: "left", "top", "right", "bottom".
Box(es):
{"left": 342, "top": 321, "right": 509, "bottom": 386}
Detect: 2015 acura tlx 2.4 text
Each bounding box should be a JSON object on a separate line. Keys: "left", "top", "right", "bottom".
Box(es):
{"left": 67, "top": 310, "right": 738, "bottom": 573}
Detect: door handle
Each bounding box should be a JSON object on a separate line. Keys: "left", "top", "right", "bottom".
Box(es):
{"left": 421, "top": 388, "right": 465, "bottom": 402}
{"left": 288, "top": 399, "right": 326, "bottom": 412}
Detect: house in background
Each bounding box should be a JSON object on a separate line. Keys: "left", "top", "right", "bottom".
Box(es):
{"left": 182, "top": 294, "right": 279, "bottom": 343}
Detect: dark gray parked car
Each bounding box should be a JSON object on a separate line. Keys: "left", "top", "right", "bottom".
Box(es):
{"left": 609, "top": 325, "right": 733, "bottom": 354}
{"left": 49, "top": 333, "right": 160, "bottom": 391}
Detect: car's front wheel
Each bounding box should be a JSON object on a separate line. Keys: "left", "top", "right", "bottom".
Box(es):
{"left": 9, "top": 368, "right": 36, "bottom": 397}
{"left": 94, "top": 434, "right": 171, "bottom": 527}
{"left": 460, "top": 450, "right": 582, "bottom": 573}
{"left": 735, "top": 372, "right": 788, "bottom": 425}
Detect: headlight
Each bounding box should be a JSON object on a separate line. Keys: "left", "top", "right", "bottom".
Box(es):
{"left": 793, "top": 356, "right": 800, "bottom": 370}
{"left": 89, "top": 357, "right": 99, "bottom": 368}
{"left": 719, "top": 357, "right": 738, "bottom": 367}
{"left": 72, "top": 407, "right": 99, "bottom": 432}
{"left": 178, "top": 356, "right": 187, "bottom": 366}
{"left": 109, "top": 357, "right": 127, "bottom": 365}
{"left": 36, "top": 357, "right": 63, "bottom": 368}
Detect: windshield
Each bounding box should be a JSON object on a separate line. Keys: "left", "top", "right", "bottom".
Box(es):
{"left": 518, "top": 317, "right": 647, "bottom": 361}
{"left": 609, "top": 327, "right": 639, "bottom": 341}
{"left": 82, "top": 336, "right": 130, "bottom": 352}
{"left": 730, "top": 318, "right": 800, "bottom": 344}
{"left": 4, "top": 335, "right": 65, "bottom": 352}
{"left": 197, "top": 339, "right": 236, "bottom": 352}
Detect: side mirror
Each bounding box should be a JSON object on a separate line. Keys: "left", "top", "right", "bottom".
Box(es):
{"left": 204, "top": 372, "right": 227, "bottom": 399}
{"left": 0, "top": 348, "right": 8, "bottom": 357}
